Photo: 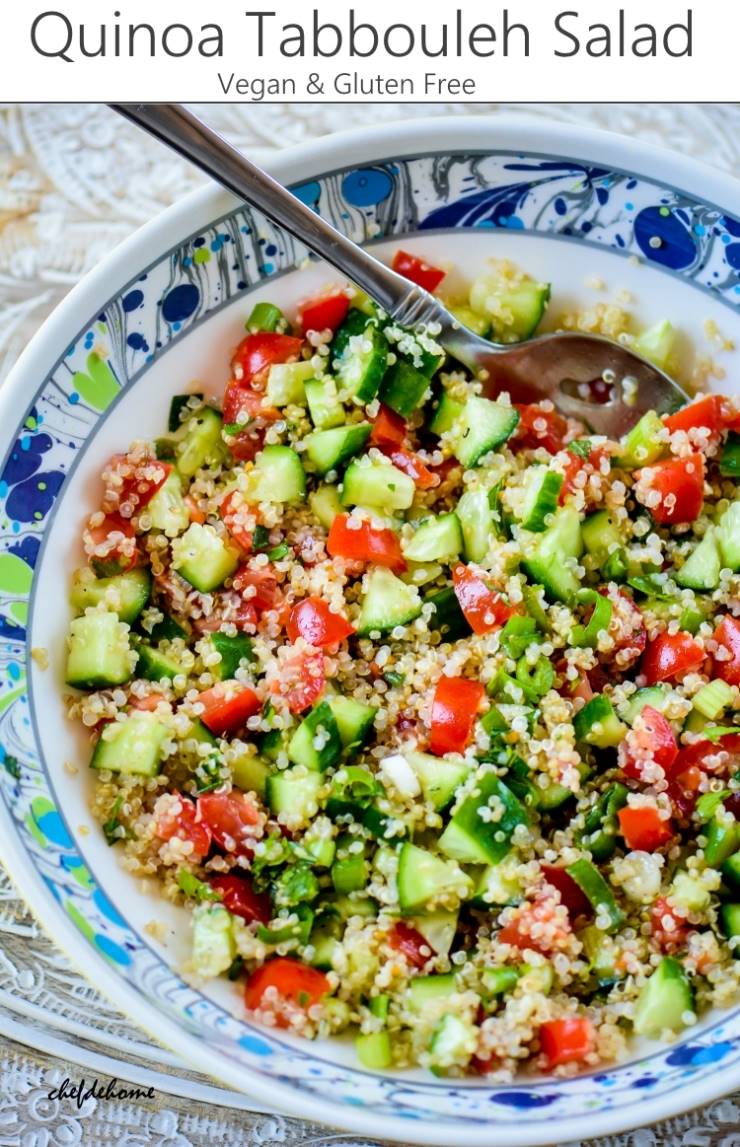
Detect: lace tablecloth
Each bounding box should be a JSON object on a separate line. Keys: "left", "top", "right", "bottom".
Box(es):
{"left": 3, "top": 102, "right": 740, "bottom": 1147}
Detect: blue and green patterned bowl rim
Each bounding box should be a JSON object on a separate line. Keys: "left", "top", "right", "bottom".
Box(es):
{"left": 2, "top": 118, "right": 740, "bottom": 1145}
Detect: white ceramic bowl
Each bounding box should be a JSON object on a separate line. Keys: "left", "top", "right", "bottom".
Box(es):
{"left": 2, "top": 116, "right": 740, "bottom": 1146}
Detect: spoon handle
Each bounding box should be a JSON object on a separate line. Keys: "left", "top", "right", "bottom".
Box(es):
{"left": 112, "top": 103, "right": 439, "bottom": 328}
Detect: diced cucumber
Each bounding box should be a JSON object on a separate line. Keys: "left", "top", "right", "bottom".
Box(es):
{"left": 521, "top": 505, "right": 583, "bottom": 603}
{"left": 410, "top": 909, "right": 459, "bottom": 958}
{"left": 305, "top": 376, "right": 345, "bottom": 430}
{"left": 439, "top": 772, "right": 528, "bottom": 866}
{"left": 308, "top": 920, "right": 340, "bottom": 970}
{"left": 206, "top": 632, "right": 254, "bottom": 680}
{"left": 342, "top": 457, "right": 415, "bottom": 511}
{"left": 720, "top": 432, "right": 740, "bottom": 478}
{"left": 449, "top": 302, "right": 491, "bottom": 338}
{"left": 145, "top": 470, "right": 190, "bottom": 538}
{"left": 573, "top": 695, "right": 626, "bottom": 749}
{"left": 722, "top": 851, "right": 740, "bottom": 891}
{"left": 469, "top": 269, "right": 550, "bottom": 343}
{"left": 231, "top": 752, "right": 270, "bottom": 798}
{"left": 266, "top": 767, "right": 323, "bottom": 827}
{"left": 310, "top": 484, "right": 344, "bottom": 529}
{"left": 327, "top": 695, "right": 376, "bottom": 753}
{"left": 632, "top": 319, "right": 676, "bottom": 373}
{"left": 406, "top": 751, "right": 469, "bottom": 811}
{"left": 265, "top": 359, "right": 313, "bottom": 407}
{"left": 633, "top": 956, "right": 693, "bottom": 1037}
{"left": 357, "top": 567, "right": 422, "bottom": 636}
{"left": 192, "top": 904, "right": 235, "bottom": 977}
{"left": 514, "top": 466, "right": 563, "bottom": 532}
{"left": 471, "top": 859, "right": 522, "bottom": 907}
{"left": 408, "top": 973, "right": 458, "bottom": 1010}
{"left": 616, "top": 411, "right": 667, "bottom": 469}
{"left": 580, "top": 924, "right": 619, "bottom": 979}
{"left": 175, "top": 406, "right": 226, "bottom": 477}
{"left": 692, "top": 679, "right": 734, "bottom": 721}
{"left": 402, "top": 513, "right": 463, "bottom": 564}
{"left": 717, "top": 501, "right": 740, "bottom": 572}
{"left": 424, "top": 586, "right": 471, "bottom": 642}
{"left": 379, "top": 361, "right": 430, "bottom": 418}
{"left": 428, "top": 1014, "right": 478, "bottom": 1073}
{"left": 248, "top": 445, "right": 306, "bottom": 502}
{"left": 70, "top": 567, "right": 151, "bottom": 624}
{"left": 429, "top": 390, "right": 465, "bottom": 436}
{"left": 448, "top": 397, "right": 520, "bottom": 468}
{"left": 720, "top": 902, "right": 740, "bottom": 943}
{"left": 334, "top": 313, "right": 388, "bottom": 403}
{"left": 397, "top": 843, "right": 471, "bottom": 913}
{"left": 355, "top": 1031, "right": 392, "bottom": 1070}
{"left": 481, "top": 966, "right": 520, "bottom": 998}
{"left": 168, "top": 393, "right": 203, "bottom": 433}
{"left": 91, "top": 711, "right": 168, "bottom": 777}
{"left": 582, "top": 510, "right": 622, "bottom": 569}
{"left": 66, "top": 612, "right": 133, "bottom": 689}
{"left": 456, "top": 488, "right": 492, "bottom": 563}
{"left": 134, "top": 639, "right": 182, "bottom": 682}
{"left": 620, "top": 685, "right": 669, "bottom": 725}
{"left": 171, "top": 523, "right": 240, "bottom": 593}
{"left": 288, "top": 701, "right": 343, "bottom": 772}
{"left": 676, "top": 528, "right": 722, "bottom": 591}
{"left": 304, "top": 424, "right": 372, "bottom": 477}
{"left": 705, "top": 812, "right": 740, "bottom": 868}
{"left": 566, "top": 858, "right": 624, "bottom": 932}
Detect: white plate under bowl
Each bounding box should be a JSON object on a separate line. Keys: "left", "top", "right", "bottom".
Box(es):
{"left": 1, "top": 116, "right": 740, "bottom": 1146}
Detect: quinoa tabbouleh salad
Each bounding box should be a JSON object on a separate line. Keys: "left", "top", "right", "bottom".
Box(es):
{"left": 63, "top": 249, "right": 740, "bottom": 1079}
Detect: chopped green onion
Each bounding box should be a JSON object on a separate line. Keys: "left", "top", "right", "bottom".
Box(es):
{"left": 267, "top": 542, "right": 291, "bottom": 560}
{"left": 331, "top": 852, "right": 368, "bottom": 894}
{"left": 703, "top": 725, "right": 740, "bottom": 743}
{"left": 571, "top": 589, "right": 613, "bottom": 648}
{"left": 567, "top": 439, "right": 593, "bottom": 459}
{"left": 720, "top": 431, "right": 740, "bottom": 478}
{"left": 628, "top": 574, "right": 674, "bottom": 600}
{"left": 176, "top": 868, "right": 220, "bottom": 902}
{"left": 566, "top": 858, "right": 624, "bottom": 932}
{"left": 383, "top": 670, "right": 405, "bottom": 687}
{"left": 227, "top": 955, "right": 245, "bottom": 981}
{"left": 695, "top": 789, "right": 732, "bottom": 823}
{"left": 500, "top": 615, "right": 538, "bottom": 659}
{"left": 515, "top": 655, "right": 555, "bottom": 701}
{"left": 256, "top": 904, "right": 314, "bottom": 946}
{"left": 579, "top": 783, "right": 629, "bottom": 862}
{"left": 246, "top": 301, "right": 285, "bottom": 333}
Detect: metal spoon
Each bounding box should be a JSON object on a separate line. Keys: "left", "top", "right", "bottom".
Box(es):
{"left": 112, "top": 104, "right": 689, "bottom": 437}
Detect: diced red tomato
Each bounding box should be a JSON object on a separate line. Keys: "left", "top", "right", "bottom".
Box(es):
{"left": 210, "top": 873, "right": 271, "bottom": 924}
{"left": 286, "top": 596, "right": 354, "bottom": 648}
{"left": 713, "top": 616, "right": 740, "bottom": 687}
{"left": 430, "top": 675, "right": 485, "bottom": 756}
{"left": 666, "top": 765, "right": 705, "bottom": 820}
{"left": 471, "top": 1054, "right": 500, "bottom": 1075}
{"left": 650, "top": 896, "right": 691, "bottom": 952}
{"left": 388, "top": 922, "right": 431, "bottom": 968}
{"left": 386, "top": 447, "right": 437, "bottom": 490}
{"left": 540, "top": 864, "right": 592, "bottom": 922}
{"left": 197, "top": 791, "right": 260, "bottom": 854}
{"left": 672, "top": 732, "right": 740, "bottom": 776}
{"left": 184, "top": 494, "right": 206, "bottom": 524}
{"left": 391, "top": 249, "right": 446, "bottom": 293}
{"left": 326, "top": 513, "right": 406, "bottom": 572}
{"left": 244, "top": 958, "right": 330, "bottom": 1026}
{"left": 512, "top": 404, "right": 569, "bottom": 455}
{"left": 558, "top": 445, "right": 609, "bottom": 505}
{"left": 84, "top": 511, "right": 139, "bottom": 576}
{"left": 299, "top": 292, "right": 350, "bottom": 334}
{"left": 369, "top": 403, "right": 407, "bottom": 449}
{"left": 103, "top": 453, "right": 172, "bottom": 516}
{"left": 231, "top": 332, "right": 304, "bottom": 386}
{"left": 498, "top": 891, "right": 572, "bottom": 956}
{"left": 222, "top": 380, "right": 282, "bottom": 428}
{"left": 273, "top": 646, "right": 326, "bottom": 713}
{"left": 130, "top": 693, "right": 166, "bottom": 712}
{"left": 619, "top": 705, "right": 678, "bottom": 782}
{"left": 637, "top": 454, "right": 705, "bottom": 525}
{"left": 233, "top": 565, "right": 283, "bottom": 613}
{"left": 539, "top": 1018, "right": 595, "bottom": 1069}
{"left": 641, "top": 631, "right": 705, "bottom": 684}
{"left": 219, "top": 490, "right": 256, "bottom": 551}
{"left": 663, "top": 395, "right": 729, "bottom": 437}
{"left": 155, "top": 795, "right": 211, "bottom": 859}
{"left": 197, "top": 684, "right": 261, "bottom": 736}
{"left": 452, "top": 563, "right": 515, "bottom": 635}
{"left": 618, "top": 806, "right": 675, "bottom": 851}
